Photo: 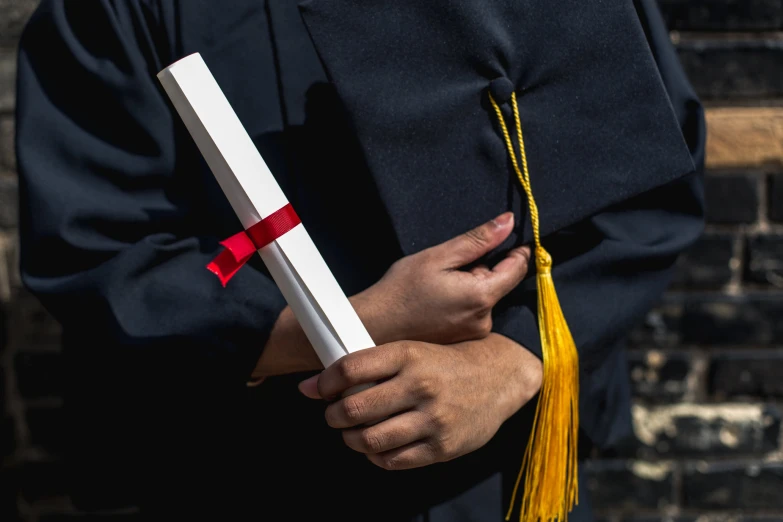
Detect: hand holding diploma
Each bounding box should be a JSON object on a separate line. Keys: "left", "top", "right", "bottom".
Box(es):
{"left": 296, "top": 214, "right": 544, "bottom": 471}
{"left": 299, "top": 333, "right": 543, "bottom": 471}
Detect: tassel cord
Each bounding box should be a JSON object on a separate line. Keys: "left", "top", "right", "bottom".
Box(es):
{"left": 488, "top": 92, "right": 580, "bottom": 522}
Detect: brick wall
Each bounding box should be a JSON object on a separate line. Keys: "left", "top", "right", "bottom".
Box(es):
{"left": 588, "top": 2, "right": 783, "bottom": 521}
{"left": 1, "top": 1, "right": 782, "bottom": 520}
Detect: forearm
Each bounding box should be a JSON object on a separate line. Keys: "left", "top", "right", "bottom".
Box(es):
{"left": 461, "top": 333, "right": 543, "bottom": 421}
{"left": 252, "top": 286, "right": 397, "bottom": 378}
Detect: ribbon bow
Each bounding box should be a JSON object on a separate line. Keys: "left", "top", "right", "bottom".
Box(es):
{"left": 207, "top": 203, "right": 301, "bottom": 286}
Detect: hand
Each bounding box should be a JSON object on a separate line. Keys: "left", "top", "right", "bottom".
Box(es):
{"left": 252, "top": 213, "right": 530, "bottom": 379}
{"left": 354, "top": 212, "right": 531, "bottom": 346}
{"left": 298, "top": 334, "right": 543, "bottom": 470}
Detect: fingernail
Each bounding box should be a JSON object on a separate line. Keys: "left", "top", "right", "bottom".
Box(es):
{"left": 492, "top": 212, "right": 513, "bottom": 228}
{"left": 298, "top": 375, "right": 322, "bottom": 399}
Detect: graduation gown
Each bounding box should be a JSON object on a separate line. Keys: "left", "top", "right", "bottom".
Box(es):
{"left": 15, "top": 0, "right": 705, "bottom": 520}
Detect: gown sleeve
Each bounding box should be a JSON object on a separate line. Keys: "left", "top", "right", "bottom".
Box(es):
{"left": 16, "top": 0, "right": 288, "bottom": 383}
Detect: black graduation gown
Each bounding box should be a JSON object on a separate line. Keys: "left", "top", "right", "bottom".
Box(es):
{"left": 15, "top": 0, "right": 705, "bottom": 520}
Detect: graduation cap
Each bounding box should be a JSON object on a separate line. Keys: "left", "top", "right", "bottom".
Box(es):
{"left": 298, "top": 1, "right": 694, "bottom": 520}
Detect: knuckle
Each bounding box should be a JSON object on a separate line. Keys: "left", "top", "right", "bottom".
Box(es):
{"left": 470, "top": 283, "right": 495, "bottom": 311}
{"left": 430, "top": 438, "right": 447, "bottom": 459}
{"left": 519, "top": 252, "right": 532, "bottom": 273}
{"left": 342, "top": 397, "right": 365, "bottom": 423}
{"left": 360, "top": 429, "right": 385, "bottom": 454}
{"left": 425, "top": 411, "right": 454, "bottom": 458}
{"left": 427, "top": 409, "right": 448, "bottom": 433}
{"left": 397, "top": 341, "right": 419, "bottom": 364}
{"left": 324, "top": 406, "right": 339, "bottom": 428}
{"left": 415, "top": 376, "right": 439, "bottom": 401}
{"left": 517, "top": 246, "right": 532, "bottom": 266}
{"left": 475, "top": 316, "right": 493, "bottom": 337}
{"left": 427, "top": 408, "right": 452, "bottom": 440}
{"left": 464, "top": 228, "right": 490, "bottom": 249}
{"left": 379, "top": 455, "right": 402, "bottom": 471}
{"left": 336, "top": 356, "right": 362, "bottom": 383}
{"left": 432, "top": 436, "right": 454, "bottom": 461}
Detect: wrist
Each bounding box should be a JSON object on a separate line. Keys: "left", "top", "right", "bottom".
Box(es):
{"left": 350, "top": 284, "right": 399, "bottom": 346}
{"left": 465, "top": 333, "right": 543, "bottom": 422}
{"left": 252, "top": 306, "right": 323, "bottom": 378}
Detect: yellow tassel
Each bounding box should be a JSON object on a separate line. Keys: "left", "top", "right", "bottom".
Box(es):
{"left": 488, "top": 92, "right": 580, "bottom": 522}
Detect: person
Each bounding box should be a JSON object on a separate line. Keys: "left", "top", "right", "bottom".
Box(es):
{"left": 15, "top": 0, "right": 705, "bottom": 520}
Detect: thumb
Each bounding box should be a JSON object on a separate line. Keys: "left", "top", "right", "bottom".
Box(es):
{"left": 431, "top": 212, "right": 515, "bottom": 269}
{"left": 298, "top": 374, "right": 322, "bottom": 399}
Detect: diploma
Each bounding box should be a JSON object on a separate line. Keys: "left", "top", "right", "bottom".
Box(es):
{"left": 157, "top": 53, "right": 376, "bottom": 369}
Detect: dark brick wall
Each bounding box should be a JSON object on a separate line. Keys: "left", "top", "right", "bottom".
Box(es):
{"left": 592, "top": 2, "right": 783, "bottom": 521}
{"left": 1, "top": 1, "right": 782, "bottom": 521}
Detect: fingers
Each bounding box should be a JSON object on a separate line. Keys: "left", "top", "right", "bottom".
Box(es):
{"left": 469, "top": 264, "right": 491, "bottom": 277}
{"left": 482, "top": 245, "right": 532, "bottom": 302}
{"left": 325, "top": 379, "right": 415, "bottom": 429}
{"left": 341, "top": 410, "right": 432, "bottom": 454}
{"left": 429, "top": 212, "right": 514, "bottom": 269}
{"left": 315, "top": 343, "right": 412, "bottom": 400}
{"left": 367, "top": 440, "right": 438, "bottom": 471}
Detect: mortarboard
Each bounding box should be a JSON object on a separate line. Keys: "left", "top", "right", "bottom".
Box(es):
{"left": 297, "top": 1, "right": 695, "bottom": 521}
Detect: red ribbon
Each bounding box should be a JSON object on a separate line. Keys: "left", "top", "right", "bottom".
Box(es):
{"left": 207, "top": 203, "right": 301, "bottom": 287}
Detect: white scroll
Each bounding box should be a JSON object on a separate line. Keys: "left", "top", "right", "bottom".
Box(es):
{"left": 158, "top": 53, "right": 375, "bottom": 369}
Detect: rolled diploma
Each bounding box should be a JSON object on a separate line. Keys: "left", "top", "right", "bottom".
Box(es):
{"left": 157, "top": 53, "right": 375, "bottom": 369}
